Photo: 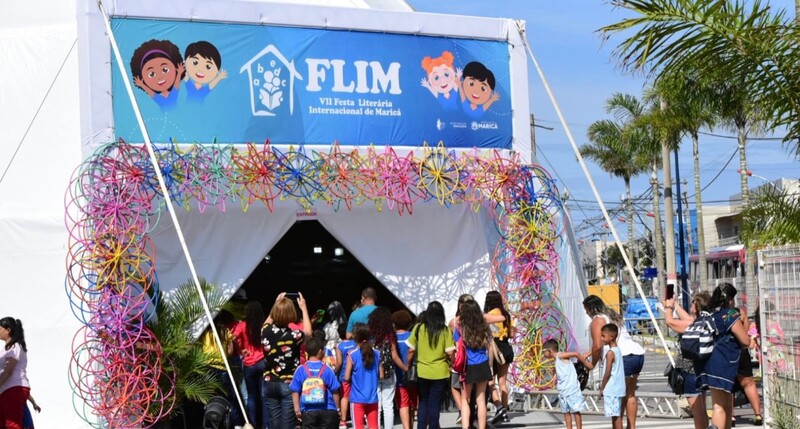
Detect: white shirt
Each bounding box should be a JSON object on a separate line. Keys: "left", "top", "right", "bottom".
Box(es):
{"left": 0, "top": 343, "right": 30, "bottom": 394}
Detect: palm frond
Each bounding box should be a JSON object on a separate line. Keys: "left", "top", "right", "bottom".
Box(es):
{"left": 600, "top": 0, "right": 800, "bottom": 158}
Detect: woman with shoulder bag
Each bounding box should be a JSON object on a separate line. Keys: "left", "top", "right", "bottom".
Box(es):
{"left": 664, "top": 293, "right": 711, "bottom": 429}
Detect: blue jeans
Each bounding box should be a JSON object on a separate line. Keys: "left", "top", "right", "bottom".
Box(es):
{"left": 214, "top": 368, "right": 243, "bottom": 426}
{"left": 263, "top": 380, "right": 294, "bottom": 429}
{"left": 416, "top": 377, "right": 449, "bottom": 429}
{"left": 245, "top": 361, "right": 268, "bottom": 428}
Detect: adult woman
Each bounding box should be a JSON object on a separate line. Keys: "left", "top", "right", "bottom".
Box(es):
{"left": 261, "top": 292, "right": 311, "bottom": 429}
{"left": 457, "top": 300, "right": 493, "bottom": 429}
{"left": 448, "top": 294, "right": 475, "bottom": 424}
{"left": 583, "top": 295, "right": 645, "bottom": 429}
{"left": 0, "top": 317, "right": 30, "bottom": 429}
{"left": 233, "top": 301, "right": 267, "bottom": 429}
{"left": 695, "top": 284, "right": 752, "bottom": 429}
{"left": 407, "top": 301, "right": 455, "bottom": 429}
{"left": 663, "top": 293, "right": 711, "bottom": 429}
{"left": 483, "top": 291, "right": 514, "bottom": 424}
{"left": 724, "top": 299, "right": 762, "bottom": 425}
{"left": 368, "top": 307, "right": 405, "bottom": 429}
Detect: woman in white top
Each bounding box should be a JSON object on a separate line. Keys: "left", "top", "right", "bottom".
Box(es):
{"left": 582, "top": 296, "right": 645, "bottom": 429}
{"left": 0, "top": 317, "right": 30, "bottom": 429}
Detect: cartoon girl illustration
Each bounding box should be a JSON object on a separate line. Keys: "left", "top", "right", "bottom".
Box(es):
{"left": 183, "top": 41, "right": 228, "bottom": 103}
{"left": 420, "top": 51, "right": 460, "bottom": 111}
{"left": 130, "top": 40, "right": 185, "bottom": 112}
{"left": 460, "top": 61, "right": 500, "bottom": 119}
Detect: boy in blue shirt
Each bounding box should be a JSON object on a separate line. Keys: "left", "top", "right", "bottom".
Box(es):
{"left": 599, "top": 324, "right": 626, "bottom": 429}
{"left": 291, "top": 336, "right": 342, "bottom": 429}
{"left": 543, "top": 339, "right": 590, "bottom": 429}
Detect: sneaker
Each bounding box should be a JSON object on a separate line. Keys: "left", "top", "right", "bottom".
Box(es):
{"left": 490, "top": 406, "right": 507, "bottom": 424}
{"left": 753, "top": 415, "right": 763, "bottom": 426}
{"left": 503, "top": 412, "right": 510, "bottom": 423}
{"left": 339, "top": 422, "right": 348, "bottom": 429}
{"left": 455, "top": 411, "right": 462, "bottom": 424}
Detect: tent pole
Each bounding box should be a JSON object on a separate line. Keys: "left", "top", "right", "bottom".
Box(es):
{"left": 514, "top": 20, "right": 674, "bottom": 366}
{"left": 96, "top": 2, "right": 252, "bottom": 427}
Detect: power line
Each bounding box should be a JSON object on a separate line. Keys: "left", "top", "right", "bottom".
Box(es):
{"left": 697, "top": 130, "right": 785, "bottom": 141}
{"left": 686, "top": 146, "right": 739, "bottom": 199}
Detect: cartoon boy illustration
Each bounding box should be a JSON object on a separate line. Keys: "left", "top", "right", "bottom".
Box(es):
{"left": 460, "top": 61, "right": 500, "bottom": 119}
{"left": 130, "top": 39, "right": 185, "bottom": 112}
{"left": 183, "top": 41, "right": 228, "bottom": 103}
{"left": 420, "top": 51, "right": 460, "bottom": 111}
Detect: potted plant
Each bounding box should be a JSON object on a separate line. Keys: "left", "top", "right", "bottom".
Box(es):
{"left": 145, "top": 277, "right": 235, "bottom": 428}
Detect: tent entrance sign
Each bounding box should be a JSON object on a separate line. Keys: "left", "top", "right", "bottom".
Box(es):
{"left": 65, "top": 139, "right": 573, "bottom": 426}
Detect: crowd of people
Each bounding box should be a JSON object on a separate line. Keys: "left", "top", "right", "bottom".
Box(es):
{"left": 0, "top": 282, "right": 761, "bottom": 429}
{"left": 664, "top": 283, "right": 762, "bottom": 429}
{"left": 206, "top": 287, "right": 516, "bottom": 429}
{"left": 208, "top": 284, "right": 765, "bottom": 429}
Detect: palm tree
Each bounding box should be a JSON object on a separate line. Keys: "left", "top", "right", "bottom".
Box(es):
{"left": 146, "top": 277, "right": 235, "bottom": 423}
{"left": 599, "top": 0, "right": 800, "bottom": 158}
{"left": 583, "top": 93, "right": 652, "bottom": 271}
{"left": 654, "top": 68, "right": 718, "bottom": 291}
{"left": 742, "top": 185, "right": 800, "bottom": 245}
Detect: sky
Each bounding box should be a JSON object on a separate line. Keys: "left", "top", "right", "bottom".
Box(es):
{"left": 406, "top": 0, "right": 799, "bottom": 241}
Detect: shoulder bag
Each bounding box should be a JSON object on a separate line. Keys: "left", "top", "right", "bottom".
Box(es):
{"left": 404, "top": 325, "right": 420, "bottom": 386}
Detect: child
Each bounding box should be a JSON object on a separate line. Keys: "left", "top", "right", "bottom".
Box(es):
{"left": 344, "top": 325, "right": 382, "bottom": 429}
{"left": 336, "top": 323, "right": 360, "bottom": 429}
{"left": 291, "top": 336, "right": 342, "bottom": 429}
{"left": 457, "top": 300, "right": 493, "bottom": 429}
{"left": 459, "top": 61, "right": 500, "bottom": 119}
{"left": 599, "top": 324, "right": 626, "bottom": 429}
{"left": 183, "top": 40, "right": 227, "bottom": 103}
{"left": 542, "top": 340, "right": 590, "bottom": 429}
{"left": 392, "top": 310, "right": 416, "bottom": 429}
{"left": 312, "top": 329, "right": 337, "bottom": 371}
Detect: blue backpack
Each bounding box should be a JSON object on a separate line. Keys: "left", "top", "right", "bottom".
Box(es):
{"left": 679, "top": 312, "right": 718, "bottom": 361}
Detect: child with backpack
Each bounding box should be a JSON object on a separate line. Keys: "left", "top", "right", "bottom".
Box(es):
{"left": 336, "top": 323, "right": 359, "bottom": 429}
{"left": 291, "top": 336, "right": 342, "bottom": 429}
{"left": 344, "top": 325, "right": 382, "bottom": 429}
{"left": 392, "top": 309, "right": 416, "bottom": 429}
{"left": 542, "top": 339, "right": 590, "bottom": 429}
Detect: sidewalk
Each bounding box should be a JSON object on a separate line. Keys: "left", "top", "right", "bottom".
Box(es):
{"left": 391, "top": 409, "right": 561, "bottom": 429}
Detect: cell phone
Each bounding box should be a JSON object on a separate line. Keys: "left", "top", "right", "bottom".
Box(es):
{"left": 285, "top": 292, "right": 300, "bottom": 297}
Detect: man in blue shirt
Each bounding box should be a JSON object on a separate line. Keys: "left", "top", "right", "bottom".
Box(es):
{"left": 345, "top": 288, "right": 377, "bottom": 339}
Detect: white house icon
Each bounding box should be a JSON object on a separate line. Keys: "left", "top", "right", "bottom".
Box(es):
{"left": 239, "top": 45, "right": 303, "bottom": 116}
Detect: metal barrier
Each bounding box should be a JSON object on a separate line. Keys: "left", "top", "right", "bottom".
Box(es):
{"left": 513, "top": 390, "right": 687, "bottom": 419}
{"left": 757, "top": 245, "right": 800, "bottom": 423}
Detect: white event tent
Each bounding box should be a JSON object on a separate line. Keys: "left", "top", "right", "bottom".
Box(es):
{"left": 0, "top": 0, "right": 590, "bottom": 427}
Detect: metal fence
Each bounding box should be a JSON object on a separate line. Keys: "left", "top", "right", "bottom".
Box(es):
{"left": 758, "top": 245, "right": 800, "bottom": 423}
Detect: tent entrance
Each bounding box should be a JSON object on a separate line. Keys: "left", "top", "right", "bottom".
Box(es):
{"left": 238, "top": 219, "right": 412, "bottom": 316}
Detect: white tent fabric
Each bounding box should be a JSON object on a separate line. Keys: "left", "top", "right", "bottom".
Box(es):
{"left": 0, "top": 1, "right": 589, "bottom": 427}
{"left": 0, "top": 16, "right": 85, "bottom": 429}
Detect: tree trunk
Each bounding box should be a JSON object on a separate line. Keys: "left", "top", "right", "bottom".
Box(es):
{"left": 652, "top": 160, "right": 666, "bottom": 298}
{"left": 625, "top": 178, "right": 635, "bottom": 277}
{"left": 738, "top": 121, "right": 757, "bottom": 310}
{"left": 692, "top": 131, "right": 708, "bottom": 291}
{"left": 661, "top": 101, "right": 677, "bottom": 299}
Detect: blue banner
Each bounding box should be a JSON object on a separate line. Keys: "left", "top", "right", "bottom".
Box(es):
{"left": 110, "top": 18, "right": 513, "bottom": 148}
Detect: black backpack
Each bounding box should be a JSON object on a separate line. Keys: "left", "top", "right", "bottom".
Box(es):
{"left": 679, "top": 312, "right": 718, "bottom": 361}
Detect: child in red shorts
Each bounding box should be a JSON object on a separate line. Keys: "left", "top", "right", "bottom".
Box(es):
{"left": 393, "top": 310, "right": 417, "bottom": 429}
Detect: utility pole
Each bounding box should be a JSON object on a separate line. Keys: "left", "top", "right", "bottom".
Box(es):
{"left": 674, "top": 149, "right": 689, "bottom": 309}
{"left": 651, "top": 166, "right": 665, "bottom": 299}
{"left": 661, "top": 100, "right": 678, "bottom": 300}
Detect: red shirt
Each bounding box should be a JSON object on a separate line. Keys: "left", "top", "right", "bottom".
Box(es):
{"left": 232, "top": 321, "right": 265, "bottom": 367}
